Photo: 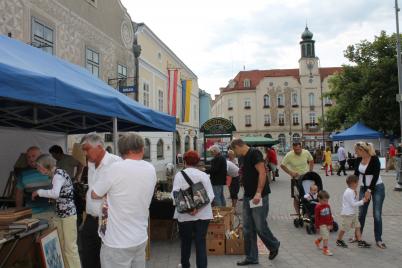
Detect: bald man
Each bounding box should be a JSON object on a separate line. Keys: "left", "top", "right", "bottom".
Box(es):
{"left": 15, "top": 146, "right": 52, "bottom": 214}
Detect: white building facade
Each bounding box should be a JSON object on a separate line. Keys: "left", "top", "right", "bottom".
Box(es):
{"left": 212, "top": 27, "right": 342, "bottom": 152}
{"left": 135, "top": 23, "right": 201, "bottom": 160}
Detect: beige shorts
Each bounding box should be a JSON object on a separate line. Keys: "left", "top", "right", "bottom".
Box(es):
{"left": 319, "top": 225, "right": 330, "bottom": 240}
{"left": 340, "top": 214, "right": 360, "bottom": 231}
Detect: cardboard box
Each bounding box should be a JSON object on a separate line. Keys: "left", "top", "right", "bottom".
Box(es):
{"left": 225, "top": 238, "right": 244, "bottom": 255}
{"left": 207, "top": 223, "right": 226, "bottom": 240}
{"left": 212, "top": 207, "right": 234, "bottom": 231}
{"left": 150, "top": 219, "right": 175, "bottom": 240}
{"left": 206, "top": 239, "right": 225, "bottom": 255}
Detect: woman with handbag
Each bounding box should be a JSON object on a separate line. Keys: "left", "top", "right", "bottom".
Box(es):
{"left": 172, "top": 150, "right": 215, "bottom": 268}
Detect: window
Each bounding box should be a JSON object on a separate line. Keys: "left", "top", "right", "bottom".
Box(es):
{"left": 228, "top": 99, "right": 233, "bottom": 110}
{"left": 292, "top": 113, "right": 299, "bottom": 125}
{"left": 309, "top": 112, "right": 316, "bottom": 124}
{"left": 278, "top": 113, "right": 285, "bottom": 125}
{"left": 143, "top": 82, "right": 150, "bottom": 107}
{"left": 193, "top": 104, "right": 197, "bottom": 121}
{"left": 263, "top": 95, "right": 270, "bottom": 108}
{"left": 284, "top": 81, "right": 289, "bottom": 86}
{"left": 157, "top": 51, "right": 162, "bottom": 61}
{"left": 117, "top": 64, "right": 127, "bottom": 87}
{"left": 324, "top": 96, "right": 332, "bottom": 106}
{"left": 86, "top": 48, "right": 99, "bottom": 77}
{"left": 229, "top": 116, "right": 233, "bottom": 123}
{"left": 292, "top": 93, "right": 299, "bottom": 106}
{"left": 144, "top": 138, "right": 151, "bottom": 160}
{"left": 245, "top": 115, "right": 251, "bottom": 126}
{"left": 158, "top": 90, "right": 163, "bottom": 112}
{"left": 269, "top": 82, "right": 274, "bottom": 86}
{"left": 243, "top": 79, "right": 251, "bottom": 88}
{"left": 244, "top": 98, "right": 251, "bottom": 109}
{"left": 308, "top": 93, "right": 315, "bottom": 106}
{"left": 157, "top": 139, "right": 164, "bottom": 159}
{"left": 31, "top": 17, "right": 54, "bottom": 54}
{"left": 264, "top": 114, "right": 271, "bottom": 126}
{"left": 277, "top": 94, "right": 284, "bottom": 107}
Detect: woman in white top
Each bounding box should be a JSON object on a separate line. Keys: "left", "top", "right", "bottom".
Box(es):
{"left": 172, "top": 150, "right": 214, "bottom": 268}
{"left": 354, "top": 142, "right": 386, "bottom": 249}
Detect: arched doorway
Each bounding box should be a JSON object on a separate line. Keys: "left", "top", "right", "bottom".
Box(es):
{"left": 193, "top": 136, "right": 198, "bottom": 151}
{"left": 278, "top": 134, "right": 286, "bottom": 152}
{"left": 264, "top": 134, "right": 272, "bottom": 138}
{"left": 175, "top": 131, "right": 181, "bottom": 154}
{"left": 292, "top": 133, "right": 301, "bottom": 143}
{"left": 185, "top": 135, "right": 190, "bottom": 152}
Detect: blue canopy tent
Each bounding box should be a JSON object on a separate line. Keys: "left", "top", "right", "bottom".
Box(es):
{"left": 331, "top": 122, "right": 383, "bottom": 141}
{"left": 0, "top": 35, "right": 176, "bottom": 142}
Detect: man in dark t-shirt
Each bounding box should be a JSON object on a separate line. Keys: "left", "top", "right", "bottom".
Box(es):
{"left": 230, "top": 139, "right": 280, "bottom": 266}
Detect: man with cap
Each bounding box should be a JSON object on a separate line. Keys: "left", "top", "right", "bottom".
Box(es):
{"left": 280, "top": 141, "right": 314, "bottom": 215}
{"left": 337, "top": 142, "right": 347, "bottom": 176}
{"left": 206, "top": 145, "right": 227, "bottom": 206}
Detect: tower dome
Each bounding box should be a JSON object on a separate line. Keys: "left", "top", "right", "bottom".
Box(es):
{"left": 301, "top": 26, "right": 313, "bottom": 40}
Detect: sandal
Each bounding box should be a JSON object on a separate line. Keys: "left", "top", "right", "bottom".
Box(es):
{"left": 376, "top": 241, "right": 387, "bottom": 249}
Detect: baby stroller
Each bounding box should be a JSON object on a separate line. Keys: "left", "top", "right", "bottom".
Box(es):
{"left": 292, "top": 171, "right": 338, "bottom": 234}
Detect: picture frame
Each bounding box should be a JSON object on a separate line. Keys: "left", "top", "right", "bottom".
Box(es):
{"left": 38, "top": 228, "right": 64, "bottom": 268}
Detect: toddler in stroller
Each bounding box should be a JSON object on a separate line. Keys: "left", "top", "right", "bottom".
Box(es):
{"left": 293, "top": 172, "right": 338, "bottom": 234}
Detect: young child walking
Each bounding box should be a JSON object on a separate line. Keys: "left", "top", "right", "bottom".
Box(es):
{"left": 336, "top": 175, "right": 371, "bottom": 248}
{"left": 323, "top": 148, "right": 333, "bottom": 176}
{"left": 314, "top": 190, "right": 334, "bottom": 256}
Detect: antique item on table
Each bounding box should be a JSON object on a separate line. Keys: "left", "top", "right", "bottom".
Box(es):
{"left": 9, "top": 218, "right": 39, "bottom": 231}
{"left": 38, "top": 228, "right": 65, "bottom": 268}
{"left": 0, "top": 208, "right": 32, "bottom": 225}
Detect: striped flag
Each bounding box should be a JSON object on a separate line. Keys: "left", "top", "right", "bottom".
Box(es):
{"left": 167, "top": 69, "right": 179, "bottom": 116}
{"left": 181, "top": 80, "right": 192, "bottom": 122}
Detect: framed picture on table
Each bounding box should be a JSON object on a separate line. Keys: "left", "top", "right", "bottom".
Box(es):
{"left": 38, "top": 228, "right": 64, "bottom": 268}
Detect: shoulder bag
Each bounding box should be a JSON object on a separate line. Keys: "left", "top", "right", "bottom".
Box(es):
{"left": 173, "top": 170, "right": 210, "bottom": 213}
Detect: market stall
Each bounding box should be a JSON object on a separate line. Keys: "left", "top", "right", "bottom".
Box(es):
{"left": 0, "top": 35, "right": 176, "bottom": 266}
{"left": 200, "top": 117, "right": 237, "bottom": 163}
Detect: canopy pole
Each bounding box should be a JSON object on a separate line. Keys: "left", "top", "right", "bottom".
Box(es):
{"left": 113, "top": 117, "right": 118, "bottom": 155}
{"left": 172, "top": 131, "right": 176, "bottom": 166}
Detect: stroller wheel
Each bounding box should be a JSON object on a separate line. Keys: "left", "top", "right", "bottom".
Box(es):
{"left": 298, "top": 218, "right": 304, "bottom": 227}
{"left": 331, "top": 222, "right": 339, "bottom": 232}
{"left": 306, "top": 225, "right": 312, "bottom": 234}
{"left": 293, "top": 218, "right": 299, "bottom": 228}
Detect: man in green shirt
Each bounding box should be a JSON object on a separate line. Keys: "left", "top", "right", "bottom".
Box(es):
{"left": 280, "top": 142, "right": 314, "bottom": 215}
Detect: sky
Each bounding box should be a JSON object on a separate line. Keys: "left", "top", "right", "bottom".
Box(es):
{"left": 121, "top": 0, "right": 396, "bottom": 98}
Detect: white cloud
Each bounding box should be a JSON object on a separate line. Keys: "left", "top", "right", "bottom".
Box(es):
{"left": 122, "top": 0, "right": 396, "bottom": 97}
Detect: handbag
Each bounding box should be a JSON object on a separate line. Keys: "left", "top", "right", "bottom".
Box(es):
{"left": 173, "top": 170, "right": 210, "bottom": 213}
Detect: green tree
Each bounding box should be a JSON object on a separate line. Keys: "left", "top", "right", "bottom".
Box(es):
{"left": 325, "top": 31, "right": 400, "bottom": 136}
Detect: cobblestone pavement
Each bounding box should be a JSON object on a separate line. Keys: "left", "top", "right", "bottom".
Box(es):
{"left": 147, "top": 165, "right": 402, "bottom": 268}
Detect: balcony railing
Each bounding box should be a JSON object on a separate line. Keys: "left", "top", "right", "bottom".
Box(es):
{"left": 293, "top": 122, "right": 300, "bottom": 126}
{"left": 244, "top": 106, "right": 251, "bottom": 109}
{"left": 292, "top": 104, "right": 299, "bottom": 108}
{"left": 245, "top": 123, "right": 252, "bottom": 127}
{"left": 278, "top": 122, "right": 285, "bottom": 126}
{"left": 277, "top": 104, "right": 284, "bottom": 108}
{"left": 228, "top": 107, "right": 233, "bottom": 110}
{"left": 263, "top": 105, "right": 270, "bottom": 109}
{"left": 264, "top": 123, "right": 271, "bottom": 126}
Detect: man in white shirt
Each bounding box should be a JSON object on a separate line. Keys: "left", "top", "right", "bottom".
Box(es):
{"left": 80, "top": 133, "right": 121, "bottom": 268}
{"left": 92, "top": 133, "right": 156, "bottom": 268}
{"left": 337, "top": 143, "right": 347, "bottom": 176}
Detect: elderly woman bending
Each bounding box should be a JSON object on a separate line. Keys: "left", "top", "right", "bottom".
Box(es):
{"left": 32, "top": 154, "right": 81, "bottom": 268}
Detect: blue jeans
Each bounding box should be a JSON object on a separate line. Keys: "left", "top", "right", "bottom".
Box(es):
{"left": 243, "top": 195, "right": 280, "bottom": 263}
{"left": 212, "top": 185, "right": 226, "bottom": 206}
{"left": 359, "top": 183, "right": 385, "bottom": 242}
{"left": 178, "top": 220, "right": 210, "bottom": 268}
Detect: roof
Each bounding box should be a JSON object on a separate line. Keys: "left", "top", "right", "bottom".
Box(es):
{"left": 221, "top": 67, "right": 342, "bottom": 93}
{"left": 0, "top": 35, "right": 176, "bottom": 133}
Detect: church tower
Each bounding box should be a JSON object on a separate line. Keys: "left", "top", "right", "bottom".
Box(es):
{"left": 299, "top": 26, "right": 319, "bottom": 80}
